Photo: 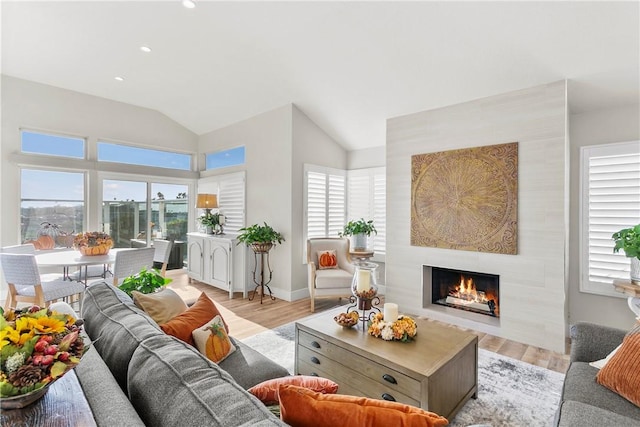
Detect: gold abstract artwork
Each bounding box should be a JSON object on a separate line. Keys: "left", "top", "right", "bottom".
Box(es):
{"left": 411, "top": 142, "right": 518, "bottom": 254}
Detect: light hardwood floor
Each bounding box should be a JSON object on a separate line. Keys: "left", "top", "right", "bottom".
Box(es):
{"left": 166, "top": 269, "right": 570, "bottom": 374}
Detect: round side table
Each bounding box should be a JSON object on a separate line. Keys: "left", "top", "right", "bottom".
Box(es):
{"left": 350, "top": 250, "right": 374, "bottom": 266}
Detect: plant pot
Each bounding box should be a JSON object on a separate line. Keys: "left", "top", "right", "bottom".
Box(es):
{"left": 631, "top": 257, "right": 640, "bottom": 285}
{"left": 251, "top": 242, "right": 273, "bottom": 253}
{"left": 351, "top": 234, "right": 368, "bottom": 251}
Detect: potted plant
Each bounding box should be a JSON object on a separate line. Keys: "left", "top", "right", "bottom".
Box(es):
{"left": 198, "top": 213, "right": 221, "bottom": 234}
{"left": 237, "top": 222, "right": 285, "bottom": 253}
{"left": 118, "top": 267, "right": 173, "bottom": 297}
{"left": 612, "top": 223, "right": 640, "bottom": 284}
{"left": 339, "top": 218, "right": 377, "bottom": 251}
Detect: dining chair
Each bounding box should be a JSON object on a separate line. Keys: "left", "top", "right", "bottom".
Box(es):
{"left": 0, "top": 253, "right": 86, "bottom": 310}
{"left": 306, "top": 237, "right": 355, "bottom": 312}
{"left": 110, "top": 247, "right": 155, "bottom": 286}
{"left": 1, "top": 243, "right": 36, "bottom": 254}
{"left": 152, "top": 239, "right": 173, "bottom": 277}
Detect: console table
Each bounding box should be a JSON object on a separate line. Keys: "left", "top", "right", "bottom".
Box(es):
{"left": 0, "top": 371, "right": 96, "bottom": 426}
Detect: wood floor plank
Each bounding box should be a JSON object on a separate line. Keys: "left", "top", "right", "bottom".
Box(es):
{"left": 166, "top": 269, "right": 570, "bottom": 373}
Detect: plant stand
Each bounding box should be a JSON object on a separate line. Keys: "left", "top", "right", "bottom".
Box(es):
{"left": 249, "top": 248, "right": 276, "bottom": 304}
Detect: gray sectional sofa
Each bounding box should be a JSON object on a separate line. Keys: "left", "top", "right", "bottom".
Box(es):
{"left": 76, "top": 281, "right": 290, "bottom": 426}
{"left": 555, "top": 322, "right": 640, "bottom": 427}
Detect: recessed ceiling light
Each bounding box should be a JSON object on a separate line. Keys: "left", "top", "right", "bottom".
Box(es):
{"left": 182, "top": 0, "right": 195, "bottom": 9}
{"left": 140, "top": 46, "right": 152, "bottom": 53}
{"left": 114, "top": 76, "right": 125, "bottom": 82}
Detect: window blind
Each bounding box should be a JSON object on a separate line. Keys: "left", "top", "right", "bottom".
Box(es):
{"left": 304, "top": 165, "right": 346, "bottom": 240}
{"left": 581, "top": 141, "right": 640, "bottom": 296}
{"left": 347, "top": 167, "right": 386, "bottom": 255}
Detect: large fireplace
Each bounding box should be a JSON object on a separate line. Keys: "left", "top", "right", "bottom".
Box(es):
{"left": 430, "top": 267, "right": 500, "bottom": 317}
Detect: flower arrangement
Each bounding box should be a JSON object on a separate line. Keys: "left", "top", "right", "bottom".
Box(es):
{"left": 368, "top": 313, "right": 417, "bottom": 342}
{"left": 0, "top": 306, "right": 86, "bottom": 399}
{"left": 73, "top": 231, "right": 113, "bottom": 256}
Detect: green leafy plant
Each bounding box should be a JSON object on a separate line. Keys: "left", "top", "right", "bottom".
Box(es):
{"left": 612, "top": 224, "right": 640, "bottom": 260}
{"left": 339, "top": 218, "right": 377, "bottom": 237}
{"left": 118, "top": 267, "right": 173, "bottom": 297}
{"left": 236, "top": 222, "right": 285, "bottom": 246}
{"left": 198, "top": 213, "right": 221, "bottom": 228}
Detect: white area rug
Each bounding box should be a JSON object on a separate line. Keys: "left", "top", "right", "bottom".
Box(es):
{"left": 241, "top": 322, "right": 564, "bottom": 427}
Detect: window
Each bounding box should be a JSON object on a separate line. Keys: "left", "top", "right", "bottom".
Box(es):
{"left": 21, "top": 130, "right": 84, "bottom": 159}
{"left": 580, "top": 141, "right": 640, "bottom": 297}
{"left": 205, "top": 147, "right": 245, "bottom": 170}
{"left": 347, "top": 167, "right": 386, "bottom": 255}
{"left": 98, "top": 142, "right": 191, "bottom": 171}
{"left": 198, "top": 172, "right": 245, "bottom": 233}
{"left": 304, "top": 165, "right": 346, "bottom": 239}
{"left": 21, "top": 169, "right": 85, "bottom": 244}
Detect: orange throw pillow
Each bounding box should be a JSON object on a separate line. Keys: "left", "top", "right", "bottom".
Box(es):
{"left": 317, "top": 250, "right": 338, "bottom": 270}
{"left": 596, "top": 326, "right": 640, "bottom": 407}
{"left": 278, "top": 385, "right": 449, "bottom": 427}
{"left": 249, "top": 375, "right": 339, "bottom": 405}
{"left": 160, "top": 293, "right": 228, "bottom": 346}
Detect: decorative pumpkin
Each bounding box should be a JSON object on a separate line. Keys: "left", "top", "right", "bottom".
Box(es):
{"left": 205, "top": 322, "right": 232, "bottom": 363}
{"left": 318, "top": 250, "right": 338, "bottom": 269}
{"left": 36, "top": 235, "right": 55, "bottom": 250}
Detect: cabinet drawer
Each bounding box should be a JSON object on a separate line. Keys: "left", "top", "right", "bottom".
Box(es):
{"left": 297, "top": 346, "right": 420, "bottom": 407}
{"left": 297, "top": 329, "right": 421, "bottom": 399}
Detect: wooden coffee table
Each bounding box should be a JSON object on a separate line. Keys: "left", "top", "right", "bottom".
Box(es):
{"left": 295, "top": 307, "right": 478, "bottom": 420}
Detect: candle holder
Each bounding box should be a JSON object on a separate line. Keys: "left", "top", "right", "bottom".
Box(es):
{"left": 347, "top": 263, "right": 381, "bottom": 331}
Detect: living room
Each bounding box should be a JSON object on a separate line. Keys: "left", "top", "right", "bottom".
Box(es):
{"left": 1, "top": 1, "right": 639, "bottom": 426}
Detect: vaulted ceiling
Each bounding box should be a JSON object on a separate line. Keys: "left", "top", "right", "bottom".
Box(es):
{"left": 2, "top": 1, "right": 638, "bottom": 150}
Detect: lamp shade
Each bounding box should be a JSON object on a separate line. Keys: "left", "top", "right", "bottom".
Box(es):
{"left": 196, "top": 194, "right": 218, "bottom": 209}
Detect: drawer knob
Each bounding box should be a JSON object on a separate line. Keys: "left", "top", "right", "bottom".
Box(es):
{"left": 381, "top": 393, "right": 396, "bottom": 402}
{"left": 382, "top": 374, "right": 397, "bottom": 384}
{"left": 311, "top": 341, "right": 321, "bottom": 349}
{"left": 310, "top": 372, "right": 319, "bottom": 377}
{"left": 310, "top": 356, "right": 320, "bottom": 365}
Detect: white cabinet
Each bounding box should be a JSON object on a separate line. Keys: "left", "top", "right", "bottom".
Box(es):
{"left": 187, "top": 232, "right": 246, "bottom": 298}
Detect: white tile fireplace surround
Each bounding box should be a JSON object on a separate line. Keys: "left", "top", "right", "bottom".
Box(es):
{"left": 385, "top": 81, "right": 569, "bottom": 353}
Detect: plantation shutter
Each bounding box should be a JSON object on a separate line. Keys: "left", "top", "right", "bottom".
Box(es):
{"left": 198, "top": 171, "right": 245, "bottom": 233}
{"left": 304, "top": 165, "right": 346, "bottom": 241}
{"left": 581, "top": 141, "right": 640, "bottom": 296}
{"left": 347, "top": 167, "right": 386, "bottom": 256}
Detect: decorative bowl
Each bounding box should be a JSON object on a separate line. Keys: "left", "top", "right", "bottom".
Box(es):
{"left": 334, "top": 312, "right": 359, "bottom": 328}
{"left": 78, "top": 244, "right": 111, "bottom": 256}
{"left": 1, "top": 384, "right": 50, "bottom": 410}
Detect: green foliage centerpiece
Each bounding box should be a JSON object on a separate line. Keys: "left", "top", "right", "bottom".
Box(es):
{"left": 118, "top": 267, "right": 173, "bottom": 297}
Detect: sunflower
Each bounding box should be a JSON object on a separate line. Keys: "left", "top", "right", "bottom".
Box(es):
{"left": 33, "top": 316, "right": 67, "bottom": 334}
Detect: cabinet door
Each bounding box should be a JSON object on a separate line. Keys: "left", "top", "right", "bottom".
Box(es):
{"left": 187, "top": 238, "right": 204, "bottom": 281}
{"left": 207, "top": 240, "right": 231, "bottom": 290}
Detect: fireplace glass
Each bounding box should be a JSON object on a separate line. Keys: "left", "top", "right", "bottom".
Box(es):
{"left": 431, "top": 267, "right": 500, "bottom": 317}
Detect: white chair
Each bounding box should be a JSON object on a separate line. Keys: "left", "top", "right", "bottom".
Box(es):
{"left": 1, "top": 243, "right": 36, "bottom": 254}
{"left": 152, "top": 239, "right": 173, "bottom": 276}
{"left": 0, "top": 253, "right": 86, "bottom": 310}
{"left": 110, "top": 247, "right": 155, "bottom": 286}
{"left": 307, "top": 237, "right": 355, "bottom": 312}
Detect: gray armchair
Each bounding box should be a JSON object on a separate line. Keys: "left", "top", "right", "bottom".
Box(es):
{"left": 306, "top": 237, "right": 355, "bottom": 312}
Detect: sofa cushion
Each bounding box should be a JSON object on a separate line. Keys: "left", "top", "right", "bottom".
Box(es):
{"left": 557, "top": 400, "right": 640, "bottom": 427}
{"left": 249, "top": 375, "right": 339, "bottom": 405}
{"left": 219, "top": 338, "right": 290, "bottom": 389}
{"left": 127, "top": 334, "right": 288, "bottom": 427}
{"left": 278, "top": 385, "right": 449, "bottom": 427}
{"left": 562, "top": 362, "right": 640, "bottom": 421}
{"left": 597, "top": 326, "right": 640, "bottom": 407}
{"left": 132, "top": 288, "right": 188, "bottom": 324}
{"left": 192, "top": 314, "right": 236, "bottom": 363}
{"left": 75, "top": 347, "right": 146, "bottom": 427}
{"left": 314, "top": 269, "right": 353, "bottom": 289}
{"left": 81, "top": 281, "right": 162, "bottom": 392}
{"left": 160, "top": 292, "right": 228, "bottom": 346}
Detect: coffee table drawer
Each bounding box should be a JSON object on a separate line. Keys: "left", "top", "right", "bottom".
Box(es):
{"left": 298, "top": 329, "right": 421, "bottom": 399}
{"left": 297, "top": 347, "right": 420, "bottom": 407}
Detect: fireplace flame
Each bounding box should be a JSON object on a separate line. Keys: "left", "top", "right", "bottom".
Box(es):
{"left": 450, "top": 276, "right": 488, "bottom": 304}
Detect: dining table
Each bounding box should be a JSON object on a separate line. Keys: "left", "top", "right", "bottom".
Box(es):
{"left": 35, "top": 248, "right": 125, "bottom": 284}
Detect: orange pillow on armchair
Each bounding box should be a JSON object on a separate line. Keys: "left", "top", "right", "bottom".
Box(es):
{"left": 278, "top": 384, "right": 448, "bottom": 427}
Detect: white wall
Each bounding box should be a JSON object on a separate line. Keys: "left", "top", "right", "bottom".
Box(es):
{"left": 386, "top": 81, "right": 569, "bottom": 353}
{"left": 568, "top": 104, "right": 640, "bottom": 329}
{"left": 292, "top": 105, "right": 348, "bottom": 297}
{"left": 348, "top": 146, "right": 385, "bottom": 169}
{"left": 198, "top": 104, "right": 348, "bottom": 301}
